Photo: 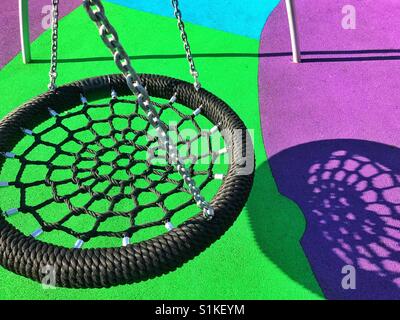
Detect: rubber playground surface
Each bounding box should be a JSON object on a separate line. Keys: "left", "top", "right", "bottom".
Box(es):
{"left": 0, "top": 0, "right": 399, "bottom": 300}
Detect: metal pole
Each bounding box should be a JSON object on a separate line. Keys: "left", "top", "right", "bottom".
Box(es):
{"left": 19, "top": 0, "right": 31, "bottom": 64}
{"left": 285, "top": 0, "right": 301, "bottom": 63}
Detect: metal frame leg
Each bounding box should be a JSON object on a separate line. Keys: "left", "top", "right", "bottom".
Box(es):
{"left": 19, "top": 0, "right": 31, "bottom": 64}
{"left": 285, "top": 0, "right": 301, "bottom": 63}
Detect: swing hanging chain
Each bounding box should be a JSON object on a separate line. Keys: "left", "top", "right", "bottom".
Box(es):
{"left": 48, "top": 0, "right": 59, "bottom": 91}
{"left": 171, "top": 0, "right": 201, "bottom": 91}
{"left": 82, "top": 0, "right": 214, "bottom": 219}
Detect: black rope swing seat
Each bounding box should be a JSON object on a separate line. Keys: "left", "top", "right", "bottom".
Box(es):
{"left": 0, "top": 0, "right": 254, "bottom": 288}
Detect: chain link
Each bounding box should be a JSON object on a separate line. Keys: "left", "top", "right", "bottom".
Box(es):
{"left": 171, "top": 0, "right": 201, "bottom": 90}
{"left": 48, "top": 0, "right": 59, "bottom": 91}
{"left": 82, "top": 0, "right": 214, "bottom": 219}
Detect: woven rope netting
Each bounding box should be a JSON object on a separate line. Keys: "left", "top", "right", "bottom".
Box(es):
{"left": 0, "top": 74, "right": 254, "bottom": 287}
{"left": 0, "top": 94, "right": 229, "bottom": 248}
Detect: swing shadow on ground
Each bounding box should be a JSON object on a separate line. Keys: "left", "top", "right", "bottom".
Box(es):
{"left": 29, "top": 48, "right": 400, "bottom": 64}
{"left": 249, "top": 139, "right": 400, "bottom": 300}
{"left": 247, "top": 159, "right": 325, "bottom": 298}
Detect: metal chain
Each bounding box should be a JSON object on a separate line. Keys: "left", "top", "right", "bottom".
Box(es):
{"left": 83, "top": 0, "right": 214, "bottom": 219}
{"left": 48, "top": 0, "right": 59, "bottom": 91}
{"left": 171, "top": 0, "right": 201, "bottom": 90}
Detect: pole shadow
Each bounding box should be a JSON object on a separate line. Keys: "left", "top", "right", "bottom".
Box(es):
{"left": 29, "top": 49, "right": 400, "bottom": 64}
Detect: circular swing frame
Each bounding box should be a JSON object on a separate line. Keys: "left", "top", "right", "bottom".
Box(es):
{"left": 0, "top": 74, "right": 254, "bottom": 288}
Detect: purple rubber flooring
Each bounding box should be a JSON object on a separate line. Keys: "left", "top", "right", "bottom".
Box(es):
{"left": 0, "top": 0, "right": 80, "bottom": 69}
{"left": 260, "top": 0, "right": 400, "bottom": 299}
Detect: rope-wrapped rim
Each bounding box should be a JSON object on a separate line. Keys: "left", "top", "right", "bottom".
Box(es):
{"left": 0, "top": 74, "right": 254, "bottom": 288}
